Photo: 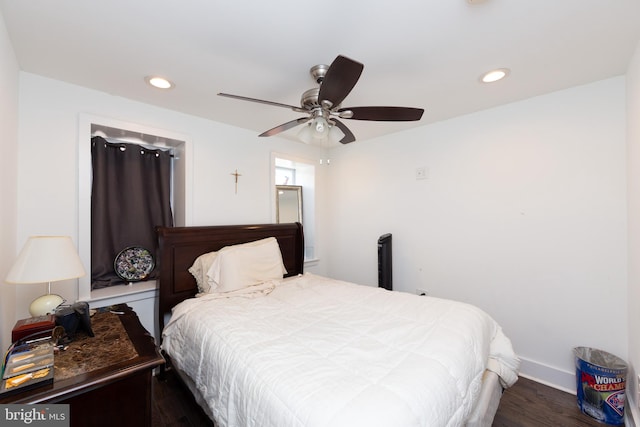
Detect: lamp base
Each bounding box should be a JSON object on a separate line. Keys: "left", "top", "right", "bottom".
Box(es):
{"left": 29, "top": 294, "right": 65, "bottom": 316}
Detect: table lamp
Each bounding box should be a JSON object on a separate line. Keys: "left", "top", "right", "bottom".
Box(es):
{"left": 6, "top": 236, "right": 86, "bottom": 316}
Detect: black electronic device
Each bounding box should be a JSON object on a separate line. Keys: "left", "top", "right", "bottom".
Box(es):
{"left": 378, "top": 233, "right": 392, "bottom": 291}
{"left": 55, "top": 301, "right": 94, "bottom": 340}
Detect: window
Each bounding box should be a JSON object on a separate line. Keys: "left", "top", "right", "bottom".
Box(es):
{"left": 275, "top": 166, "right": 296, "bottom": 185}
{"left": 272, "top": 153, "right": 316, "bottom": 261}
{"left": 78, "top": 115, "right": 190, "bottom": 300}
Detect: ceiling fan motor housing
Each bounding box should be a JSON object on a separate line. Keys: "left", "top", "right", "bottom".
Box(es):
{"left": 300, "top": 88, "right": 334, "bottom": 123}
{"left": 301, "top": 88, "right": 321, "bottom": 109}
{"left": 310, "top": 64, "right": 329, "bottom": 84}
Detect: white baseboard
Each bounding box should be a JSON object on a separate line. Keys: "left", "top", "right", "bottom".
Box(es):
{"left": 518, "top": 356, "right": 576, "bottom": 394}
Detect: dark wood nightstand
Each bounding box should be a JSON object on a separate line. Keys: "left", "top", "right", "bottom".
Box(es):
{"left": 0, "top": 304, "right": 164, "bottom": 427}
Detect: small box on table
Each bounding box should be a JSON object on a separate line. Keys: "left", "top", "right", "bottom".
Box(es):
{"left": 11, "top": 314, "right": 55, "bottom": 343}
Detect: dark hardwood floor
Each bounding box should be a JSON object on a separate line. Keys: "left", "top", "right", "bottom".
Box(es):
{"left": 493, "top": 377, "right": 605, "bottom": 427}
{"left": 151, "top": 372, "right": 607, "bottom": 426}
{"left": 152, "top": 370, "right": 214, "bottom": 427}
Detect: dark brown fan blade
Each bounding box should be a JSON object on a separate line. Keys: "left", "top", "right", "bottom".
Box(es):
{"left": 339, "top": 106, "right": 424, "bottom": 121}
{"left": 331, "top": 119, "right": 356, "bottom": 144}
{"left": 218, "top": 93, "right": 307, "bottom": 113}
{"left": 259, "top": 117, "right": 311, "bottom": 137}
{"left": 318, "top": 55, "right": 364, "bottom": 108}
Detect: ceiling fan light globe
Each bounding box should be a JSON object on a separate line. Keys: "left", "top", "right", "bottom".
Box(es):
{"left": 298, "top": 118, "right": 339, "bottom": 145}
{"left": 314, "top": 118, "right": 327, "bottom": 134}
{"left": 297, "top": 124, "right": 314, "bottom": 144}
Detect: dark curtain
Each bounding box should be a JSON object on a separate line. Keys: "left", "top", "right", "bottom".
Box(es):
{"left": 91, "top": 136, "right": 174, "bottom": 289}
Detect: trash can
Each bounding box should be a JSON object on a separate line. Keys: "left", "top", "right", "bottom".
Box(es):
{"left": 574, "top": 347, "right": 627, "bottom": 425}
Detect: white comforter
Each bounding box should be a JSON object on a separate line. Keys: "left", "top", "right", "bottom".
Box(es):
{"left": 162, "top": 273, "right": 519, "bottom": 427}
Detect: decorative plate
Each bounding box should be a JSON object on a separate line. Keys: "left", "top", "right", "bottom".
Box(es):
{"left": 114, "top": 246, "right": 154, "bottom": 282}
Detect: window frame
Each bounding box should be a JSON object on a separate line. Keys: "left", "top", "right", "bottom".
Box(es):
{"left": 77, "top": 114, "right": 192, "bottom": 301}
{"left": 271, "top": 152, "right": 317, "bottom": 262}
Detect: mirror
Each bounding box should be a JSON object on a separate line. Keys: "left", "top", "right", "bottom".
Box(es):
{"left": 276, "top": 185, "right": 302, "bottom": 224}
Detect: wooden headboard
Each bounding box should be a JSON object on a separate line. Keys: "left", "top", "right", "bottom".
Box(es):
{"left": 156, "top": 222, "right": 304, "bottom": 334}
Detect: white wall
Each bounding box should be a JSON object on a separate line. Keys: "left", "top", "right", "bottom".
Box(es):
{"left": 13, "top": 72, "right": 329, "bottom": 320}
{"left": 3, "top": 33, "right": 632, "bottom": 395}
{"left": 0, "top": 7, "right": 20, "bottom": 352}
{"left": 626, "top": 39, "right": 640, "bottom": 418}
{"left": 326, "top": 77, "right": 628, "bottom": 392}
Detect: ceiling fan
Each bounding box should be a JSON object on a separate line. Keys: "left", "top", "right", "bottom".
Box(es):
{"left": 218, "top": 55, "right": 424, "bottom": 145}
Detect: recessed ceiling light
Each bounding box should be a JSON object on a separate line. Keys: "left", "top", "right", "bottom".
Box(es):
{"left": 145, "top": 76, "right": 174, "bottom": 89}
{"left": 480, "top": 68, "right": 510, "bottom": 83}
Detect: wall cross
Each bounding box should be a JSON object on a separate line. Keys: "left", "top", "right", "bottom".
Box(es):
{"left": 230, "top": 169, "right": 242, "bottom": 194}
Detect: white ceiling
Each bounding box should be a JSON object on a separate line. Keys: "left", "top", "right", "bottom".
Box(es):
{"left": 1, "top": 0, "right": 639, "bottom": 144}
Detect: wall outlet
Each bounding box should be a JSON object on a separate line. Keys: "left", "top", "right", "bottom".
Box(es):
{"left": 415, "top": 167, "right": 428, "bottom": 180}
{"left": 416, "top": 288, "right": 428, "bottom": 296}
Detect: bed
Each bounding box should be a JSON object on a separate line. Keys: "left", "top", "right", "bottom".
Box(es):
{"left": 157, "top": 223, "right": 519, "bottom": 427}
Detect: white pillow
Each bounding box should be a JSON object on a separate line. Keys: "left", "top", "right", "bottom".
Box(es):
{"left": 206, "top": 237, "right": 287, "bottom": 293}
{"left": 188, "top": 250, "right": 218, "bottom": 293}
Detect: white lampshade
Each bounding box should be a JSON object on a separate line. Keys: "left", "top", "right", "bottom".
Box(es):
{"left": 6, "top": 236, "right": 86, "bottom": 316}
